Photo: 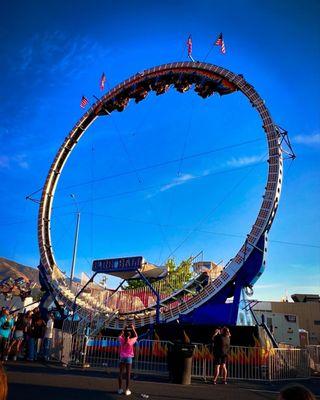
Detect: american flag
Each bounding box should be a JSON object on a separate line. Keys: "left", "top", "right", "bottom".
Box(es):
{"left": 215, "top": 33, "right": 226, "bottom": 54}
{"left": 100, "top": 72, "right": 106, "bottom": 91}
{"left": 187, "top": 35, "right": 192, "bottom": 57}
{"left": 80, "top": 96, "right": 89, "bottom": 108}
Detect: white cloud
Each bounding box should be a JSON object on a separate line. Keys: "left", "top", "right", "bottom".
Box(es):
{"left": 16, "top": 32, "right": 113, "bottom": 81}
{"left": 254, "top": 283, "right": 283, "bottom": 289}
{"left": 292, "top": 133, "right": 320, "bottom": 145}
{"left": 0, "top": 154, "right": 29, "bottom": 170}
{"left": 226, "top": 155, "right": 263, "bottom": 168}
{"left": 160, "top": 173, "right": 194, "bottom": 192}
{"left": 146, "top": 153, "right": 266, "bottom": 198}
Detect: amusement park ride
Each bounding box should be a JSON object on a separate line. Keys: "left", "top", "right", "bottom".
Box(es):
{"left": 33, "top": 61, "right": 295, "bottom": 335}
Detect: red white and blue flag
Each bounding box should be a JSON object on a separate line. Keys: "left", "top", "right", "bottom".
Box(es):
{"left": 80, "top": 96, "right": 89, "bottom": 108}
{"left": 215, "top": 33, "right": 226, "bottom": 54}
{"left": 100, "top": 72, "right": 106, "bottom": 91}
{"left": 187, "top": 35, "right": 192, "bottom": 57}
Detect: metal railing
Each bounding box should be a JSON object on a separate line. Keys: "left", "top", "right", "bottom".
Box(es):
{"left": 268, "top": 348, "right": 310, "bottom": 380}
{"left": 307, "top": 345, "right": 320, "bottom": 374}
{"left": 56, "top": 333, "right": 311, "bottom": 381}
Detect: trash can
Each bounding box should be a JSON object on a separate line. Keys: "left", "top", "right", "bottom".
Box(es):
{"left": 168, "top": 342, "right": 195, "bottom": 385}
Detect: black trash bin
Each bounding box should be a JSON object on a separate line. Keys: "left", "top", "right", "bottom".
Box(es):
{"left": 168, "top": 343, "right": 195, "bottom": 385}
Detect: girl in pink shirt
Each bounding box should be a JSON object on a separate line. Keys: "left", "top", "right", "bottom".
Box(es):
{"left": 118, "top": 323, "right": 138, "bottom": 396}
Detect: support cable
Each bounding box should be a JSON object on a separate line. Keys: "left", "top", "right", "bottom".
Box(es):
{"left": 53, "top": 138, "right": 263, "bottom": 193}
{"left": 53, "top": 160, "right": 266, "bottom": 210}
{"left": 161, "top": 153, "right": 269, "bottom": 263}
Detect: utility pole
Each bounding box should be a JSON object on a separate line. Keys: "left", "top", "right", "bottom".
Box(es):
{"left": 70, "top": 194, "right": 80, "bottom": 289}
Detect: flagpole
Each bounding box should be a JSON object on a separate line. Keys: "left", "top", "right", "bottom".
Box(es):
{"left": 69, "top": 194, "right": 80, "bottom": 290}
{"left": 203, "top": 46, "right": 214, "bottom": 62}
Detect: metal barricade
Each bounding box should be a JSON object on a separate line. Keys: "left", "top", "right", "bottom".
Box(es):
{"left": 61, "top": 331, "right": 73, "bottom": 366}
{"left": 84, "top": 336, "right": 119, "bottom": 368}
{"left": 307, "top": 345, "right": 320, "bottom": 374}
{"left": 191, "top": 343, "right": 208, "bottom": 379}
{"left": 58, "top": 333, "right": 311, "bottom": 381}
{"left": 134, "top": 339, "right": 171, "bottom": 375}
{"left": 268, "top": 348, "right": 310, "bottom": 380}
{"left": 62, "top": 334, "right": 171, "bottom": 375}
{"left": 50, "top": 328, "right": 63, "bottom": 361}
{"left": 204, "top": 344, "right": 269, "bottom": 381}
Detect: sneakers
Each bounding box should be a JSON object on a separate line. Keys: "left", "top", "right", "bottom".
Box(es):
{"left": 117, "top": 388, "right": 131, "bottom": 396}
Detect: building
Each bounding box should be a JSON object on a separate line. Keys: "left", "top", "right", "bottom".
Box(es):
{"left": 192, "top": 261, "right": 223, "bottom": 278}
{"left": 253, "top": 302, "right": 300, "bottom": 346}
{"left": 253, "top": 294, "right": 320, "bottom": 345}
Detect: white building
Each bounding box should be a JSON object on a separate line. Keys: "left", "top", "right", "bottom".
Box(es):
{"left": 253, "top": 302, "right": 300, "bottom": 347}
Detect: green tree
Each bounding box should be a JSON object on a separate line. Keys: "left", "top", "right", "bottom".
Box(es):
{"left": 124, "top": 279, "right": 145, "bottom": 289}
{"left": 124, "top": 257, "right": 193, "bottom": 292}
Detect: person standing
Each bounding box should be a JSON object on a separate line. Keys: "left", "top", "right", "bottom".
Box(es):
{"left": 42, "top": 313, "right": 54, "bottom": 361}
{"left": 212, "top": 326, "right": 231, "bottom": 385}
{"left": 7, "top": 312, "right": 28, "bottom": 361}
{"left": 27, "top": 313, "right": 46, "bottom": 361}
{"left": 0, "top": 309, "right": 14, "bottom": 362}
{"left": 118, "top": 323, "right": 138, "bottom": 396}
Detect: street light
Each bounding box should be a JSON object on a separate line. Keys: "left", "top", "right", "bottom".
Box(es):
{"left": 70, "top": 194, "right": 80, "bottom": 289}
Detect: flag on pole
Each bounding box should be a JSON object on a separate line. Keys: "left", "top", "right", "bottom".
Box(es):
{"left": 187, "top": 35, "right": 192, "bottom": 57}
{"left": 80, "top": 96, "right": 89, "bottom": 108}
{"left": 215, "top": 33, "right": 226, "bottom": 54}
{"left": 100, "top": 72, "right": 106, "bottom": 91}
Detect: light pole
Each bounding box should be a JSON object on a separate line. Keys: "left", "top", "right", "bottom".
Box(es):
{"left": 70, "top": 194, "right": 80, "bottom": 290}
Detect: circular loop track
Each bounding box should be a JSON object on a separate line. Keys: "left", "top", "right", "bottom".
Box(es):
{"left": 38, "top": 62, "right": 283, "bottom": 329}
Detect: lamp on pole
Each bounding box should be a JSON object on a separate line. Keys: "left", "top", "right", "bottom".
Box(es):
{"left": 70, "top": 194, "right": 80, "bottom": 289}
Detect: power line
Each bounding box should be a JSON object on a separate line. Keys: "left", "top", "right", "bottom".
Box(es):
{"left": 81, "top": 212, "right": 320, "bottom": 250}
{"left": 55, "top": 137, "right": 263, "bottom": 192}
{"left": 24, "top": 137, "right": 264, "bottom": 202}
{"left": 53, "top": 160, "right": 266, "bottom": 209}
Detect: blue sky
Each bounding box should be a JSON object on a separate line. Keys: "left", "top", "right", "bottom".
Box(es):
{"left": 0, "top": 0, "right": 319, "bottom": 300}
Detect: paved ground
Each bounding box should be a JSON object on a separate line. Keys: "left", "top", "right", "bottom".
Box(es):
{"left": 4, "top": 361, "right": 320, "bottom": 400}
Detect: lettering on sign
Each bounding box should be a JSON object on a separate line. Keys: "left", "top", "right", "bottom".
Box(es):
{"left": 92, "top": 256, "right": 143, "bottom": 272}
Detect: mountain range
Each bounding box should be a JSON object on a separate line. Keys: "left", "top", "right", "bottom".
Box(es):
{"left": 0, "top": 257, "right": 40, "bottom": 286}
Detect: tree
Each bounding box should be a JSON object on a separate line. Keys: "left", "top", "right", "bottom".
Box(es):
{"left": 124, "top": 257, "right": 194, "bottom": 292}
{"left": 124, "top": 279, "right": 145, "bottom": 290}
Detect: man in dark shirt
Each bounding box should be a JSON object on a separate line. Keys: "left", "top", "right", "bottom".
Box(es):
{"left": 27, "top": 314, "right": 46, "bottom": 361}
{"left": 212, "top": 326, "right": 231, "bottom": 384}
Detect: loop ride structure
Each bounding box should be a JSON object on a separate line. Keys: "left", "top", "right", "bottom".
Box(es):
{"left": 37, "top": 62, "right": 284, "bottom": 332}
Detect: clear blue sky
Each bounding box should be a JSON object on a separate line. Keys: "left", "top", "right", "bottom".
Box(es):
{"left": 0, "top": 0, "right": 319, "bottom": 300}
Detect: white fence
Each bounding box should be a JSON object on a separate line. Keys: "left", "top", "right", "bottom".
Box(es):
{"left": 55, "top": 333, "right": 313, "bottom": 381}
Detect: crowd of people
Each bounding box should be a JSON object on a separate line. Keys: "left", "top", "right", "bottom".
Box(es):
{"left": 0, "top": 307, "right": 54, "bottom": 363}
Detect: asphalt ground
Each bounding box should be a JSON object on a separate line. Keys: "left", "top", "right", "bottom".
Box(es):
{"left": 4, "top": 361, "right": 320, "bottom": 400}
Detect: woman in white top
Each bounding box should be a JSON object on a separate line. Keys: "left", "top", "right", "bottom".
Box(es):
{"left": 42, "top": 313, "right": 54, "bottom": 361}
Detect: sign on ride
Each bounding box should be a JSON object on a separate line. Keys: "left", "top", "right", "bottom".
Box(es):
{"left": 92, "top": 256, "right": 143, "bottom": 273}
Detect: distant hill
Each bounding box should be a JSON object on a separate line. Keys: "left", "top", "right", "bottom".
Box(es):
{"left": 0, "top": 257, "right": 105, "bottom": 293}
{"left": 0, "top": 257, "right": 40, "bottom": 287}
